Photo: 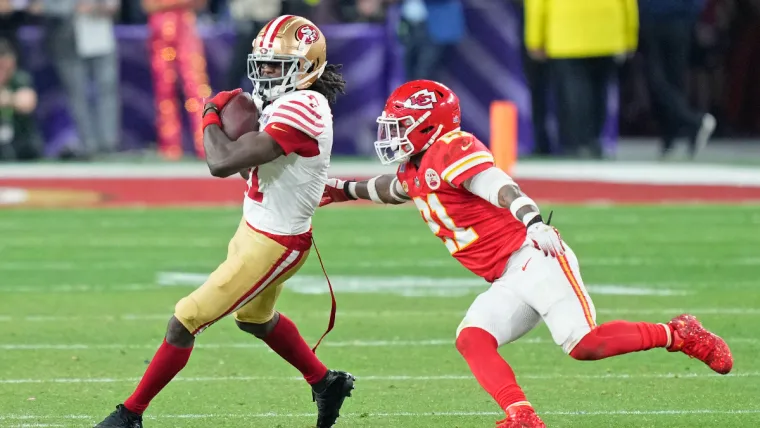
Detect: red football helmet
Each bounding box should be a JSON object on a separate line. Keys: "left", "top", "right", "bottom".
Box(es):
{"left": 374, "top": 80, "right": 461, "bottom": 164}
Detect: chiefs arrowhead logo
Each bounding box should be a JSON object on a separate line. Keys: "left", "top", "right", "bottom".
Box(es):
{"left": 403, "top": 89, "right": 438, "bottom": 110}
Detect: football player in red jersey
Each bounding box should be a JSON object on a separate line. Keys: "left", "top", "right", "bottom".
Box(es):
{"left": 320, "top": 80, "right": 734, "bottom": 428}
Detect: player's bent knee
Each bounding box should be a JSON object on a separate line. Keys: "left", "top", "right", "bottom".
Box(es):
{"left": 236, "top": 312, "right": 279, "bottom": 339}
{"left": 455, "top": 329, "right": 473, "bottom": 355}
{"left": 456, "top": 314, "right": 504, "bottom": 347}
{"left": 174, "top": 296, "right": 201, "bottom": 330}
{"left": 455, "top": 327, "right": 498, "bottom": 356}
{"left": 166, "top": 316, "right": 195, "bottom": 347}
{"left": 567, "top": 328, "right": 603, "bottom": 360}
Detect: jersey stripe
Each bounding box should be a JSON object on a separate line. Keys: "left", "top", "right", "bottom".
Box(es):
{"left": 272, "top": 110, "right": 324, "bottom": 131}
{"left": 557, "top": 254, "right": 596, "bottom": 329}
{"left": 271, "top": 113, "right": 322, "bottom": 137}
{"left": 442, "top": 151, "right": 494, "bottom": 184}
{"left": 288, "top": 100, "right": 323, "bottom": 119}
{"left": 261, "top": 15, "right": 293, "bottom": 48}
{"left": 279, "top": 104, "right": 323, "bottom": 128}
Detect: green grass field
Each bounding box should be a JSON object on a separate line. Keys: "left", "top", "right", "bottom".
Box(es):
{"left": 1, "top": 205, "right": 759, "bottom": 427}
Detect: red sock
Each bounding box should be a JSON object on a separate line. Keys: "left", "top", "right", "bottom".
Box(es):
{"left": 264, "top": 314, "right": 328, "bottom": 385}
{"left": 124, "top": 339, "right": 193, "bottom": 414}
{"left": 570, "top": 320, "right": 672, "bottom": 360}
{"left": 456, "top": 327, "right": 528, "bottom": 411}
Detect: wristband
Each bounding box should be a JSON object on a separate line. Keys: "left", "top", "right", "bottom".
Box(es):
{"left": 202, "top": 104, "right": 219, "bottom": 117}
{"left": 510, "top": 196, "right": 538, "bottom": 224}
{"left": 367, "top": 175, "right": 384, "bottom": 204}
{"left": 344, "top": 181, "right": 358, "bottom": 200}
{"left": 525, "top": 213, "right": 544, "bottom": 228}
{"left": 202, "top": 111, "right": 221, "bottom": 131}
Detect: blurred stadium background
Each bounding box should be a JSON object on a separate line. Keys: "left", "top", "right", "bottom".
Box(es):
{"left": 2, "top": 1, "right": 760, "bottom": 427}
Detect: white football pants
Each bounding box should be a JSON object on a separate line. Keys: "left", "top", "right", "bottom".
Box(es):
{"left": 456, "top": 242, "right": 597, "bottom": 354}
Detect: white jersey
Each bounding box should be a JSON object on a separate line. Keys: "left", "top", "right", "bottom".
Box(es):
{"left": 243, "top": 90, "right": 333, "bottom": 236}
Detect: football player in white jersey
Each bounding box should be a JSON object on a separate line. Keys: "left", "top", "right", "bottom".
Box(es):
{"left": 95, "top": 15, "right": 353, "bottom": 428}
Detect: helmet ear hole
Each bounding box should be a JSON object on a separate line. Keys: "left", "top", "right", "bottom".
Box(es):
{"left": 420, "top": 126, "right": 435, "bottom": 134}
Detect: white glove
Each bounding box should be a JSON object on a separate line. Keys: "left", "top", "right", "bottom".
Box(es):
{"left": 527, "top": 222, "right": 565, "bottom": 258}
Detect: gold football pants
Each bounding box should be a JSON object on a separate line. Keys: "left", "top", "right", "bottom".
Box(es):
{"left": 174, "top": 219, "right": 308, "bottom": 335}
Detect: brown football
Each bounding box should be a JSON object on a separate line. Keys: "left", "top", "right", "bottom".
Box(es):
{"left": 219, "top": 92, "right": 260, "bottom": 140}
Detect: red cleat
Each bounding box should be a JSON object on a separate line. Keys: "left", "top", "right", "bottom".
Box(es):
{"left": 496, "top": 403, "right": 546, "bottom": 428}
{"left": 667, "top": 314, "right": 733, "bottom": 374}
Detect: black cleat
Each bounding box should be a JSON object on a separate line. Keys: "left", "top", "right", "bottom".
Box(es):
{"left": 94, "top": 404, "right": 143, "bottom": 428}
{"left": 312, "top": 370, "right": 355, "bottom": 427}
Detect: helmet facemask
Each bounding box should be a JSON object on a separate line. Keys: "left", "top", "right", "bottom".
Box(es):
{"left": 247, "top": 50, "right": 325, "bottom": 102}
{"left": 375, "top": 112, "right": 441, "bottom": 165}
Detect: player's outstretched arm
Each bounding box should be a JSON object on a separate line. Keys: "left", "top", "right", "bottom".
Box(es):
{"left": 463, "top": 167, "right": 565, "bottom": 257}
{"left": 354, "top": 175, "right": 411, "bottom": 204}
{"left": 320, "top": 174, "right": 410, "bottom": 207}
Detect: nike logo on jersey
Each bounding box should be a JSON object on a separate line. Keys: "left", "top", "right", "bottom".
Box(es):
{"left": 461, "top": 141, "right": 472, "bottom": 150}
{"left": 271, "top": 124, "right": 287, "bottom": 132}
{"left": 521, "top": 258, "right": 532, "bottom": 271}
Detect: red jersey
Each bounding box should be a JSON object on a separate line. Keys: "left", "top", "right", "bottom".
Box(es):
{"left": 396, "top": 131, "right": 526, "bottom": 282}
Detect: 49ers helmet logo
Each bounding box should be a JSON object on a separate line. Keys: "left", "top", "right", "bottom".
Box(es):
{"left": 403, "top": 89, "right": 438, "bottom": 110}
{"left": 296, "top": 25, "right": 320, "bottom": 45}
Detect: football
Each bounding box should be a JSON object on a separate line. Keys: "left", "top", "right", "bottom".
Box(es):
{"left": 219, "top": 91, "right": 260, "bottom": 140}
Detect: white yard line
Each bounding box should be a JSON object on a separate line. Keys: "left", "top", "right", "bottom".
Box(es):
{"left": 2, "top": 307, "right": 759, "bottom": 323}
{"left": 1, "top": 371, "right": 757, "bottom": 385}
{"left": 158, "top": 273, "right": 693, "bottom": 297}
{"left": 1, "top": 337, "right": 756, "bottom": 352}
{"left": 1, "top": 409, "right": 759, "bottom": 422}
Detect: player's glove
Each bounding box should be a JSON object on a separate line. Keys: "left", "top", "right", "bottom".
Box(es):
{"left": 202, "top": 88, "right": 243, "bottom": 131}
{"left": 320, "top": 178, "right": 357, "bottom": 207}
{"left": 527, "top": 221, "right": 565, "bottom": 258}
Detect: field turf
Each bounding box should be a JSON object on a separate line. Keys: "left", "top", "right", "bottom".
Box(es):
{"left": 1, "top": 205, "right": 759, "bottom": 427}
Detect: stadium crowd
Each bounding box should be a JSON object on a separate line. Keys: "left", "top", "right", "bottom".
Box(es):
{"left": 0, "top": 0, "right": 754, "bottom": 161}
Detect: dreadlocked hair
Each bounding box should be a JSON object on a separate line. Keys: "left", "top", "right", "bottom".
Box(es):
{"left": 308, "top": 64, "right": 346, "bottom": 105}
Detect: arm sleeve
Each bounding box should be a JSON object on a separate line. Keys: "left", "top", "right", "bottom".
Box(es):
{"left": 463, "top": 167, "right": 518, "bottom": 207}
